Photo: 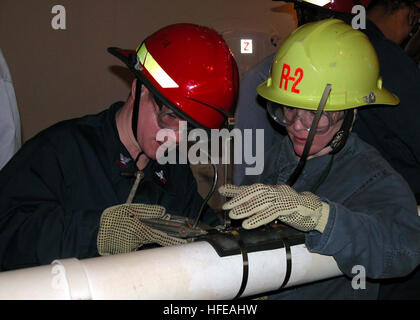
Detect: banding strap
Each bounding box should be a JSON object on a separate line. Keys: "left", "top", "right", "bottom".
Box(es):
{"left": 232, "top": 230, "right": 249, "bottom": 299}
{"left": 278, "top": 237, "right": 292, "bottom": 290}
{"left": 231, "top": 230, "right": 293, "bottom": 298}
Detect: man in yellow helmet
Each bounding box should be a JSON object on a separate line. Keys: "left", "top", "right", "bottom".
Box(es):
{"left": 234, "top": 0, "right": 420, "bottom": 205}
{"left": 220, "top": 19, "right": 420, "bottom": 299}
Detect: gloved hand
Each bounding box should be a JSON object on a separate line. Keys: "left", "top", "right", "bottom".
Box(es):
{"left": 97, "top": 203, "right": 187, "bottom": 256}
{"left": 219, "top": 184, "right": 330, "bottom": 233}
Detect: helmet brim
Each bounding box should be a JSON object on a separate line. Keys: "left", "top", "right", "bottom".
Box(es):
{"left": 257, "top": 80, "right": 400, "bottom": 111}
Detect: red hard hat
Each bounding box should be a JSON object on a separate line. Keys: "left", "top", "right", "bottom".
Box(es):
{"left": 108, "top": 23, "right": 239, "bottom": 130}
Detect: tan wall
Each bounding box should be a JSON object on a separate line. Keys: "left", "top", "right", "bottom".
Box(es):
{"left": 0, "top": 0, "right": 296, "bottom": 142}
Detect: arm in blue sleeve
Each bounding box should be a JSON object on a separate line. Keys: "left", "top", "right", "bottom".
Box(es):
{"left": 306, "top": 173, "right": 420, "bottom": 279}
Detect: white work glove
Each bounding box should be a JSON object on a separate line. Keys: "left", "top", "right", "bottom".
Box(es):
{"left": 97, "top": 203, "right": 187, "bottom": 256}
{"left": 219, "top": 184, "right": 330, "bottom": 232}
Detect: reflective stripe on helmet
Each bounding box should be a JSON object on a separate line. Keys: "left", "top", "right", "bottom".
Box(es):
{"left": 136, "top": 43, "right": 179, "bottom": 89}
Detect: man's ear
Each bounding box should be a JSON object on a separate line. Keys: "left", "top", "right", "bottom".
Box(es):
{"left": 130, "top": 79, "right": 149, "bottom": 101}
{"left": 131, "top": 78, "right": 137, "bottom": 98}
{"left": 407, "top": 3, "right": 420, "bottom": 27}
{"left": 126, "top": 79, "right": 136, "bottom": 102}
{"left": 140, "top": 83, "right": 149, "bottom": 99}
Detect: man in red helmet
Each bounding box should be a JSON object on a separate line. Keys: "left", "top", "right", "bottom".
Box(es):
{"left": 0, "top": 23, "right": 239, "bottom": 271}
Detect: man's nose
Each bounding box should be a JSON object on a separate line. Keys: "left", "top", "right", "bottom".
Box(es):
{"left": 291, "top": 115, "right": 307, "bottom": 131}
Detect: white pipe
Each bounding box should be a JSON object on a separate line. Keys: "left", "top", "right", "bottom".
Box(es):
{"left": 0, "top": 240, "right": 342, "bottom": 300}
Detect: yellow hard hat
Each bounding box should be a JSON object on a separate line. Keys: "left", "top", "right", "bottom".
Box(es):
{"left": 257, "top": 19, "right": 399, "bottom": 111}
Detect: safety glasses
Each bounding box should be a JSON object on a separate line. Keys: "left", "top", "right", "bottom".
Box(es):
{"left": 151, "top": 95, "right": 185, "bottom": 131}
{"left": 267, "top": 101, "right": 344, "bottom": 134}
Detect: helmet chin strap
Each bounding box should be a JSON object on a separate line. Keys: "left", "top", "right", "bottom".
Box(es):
{"left": 130, "top": 73, "right": 146, "bottom": 163}
{"left": 286, "top": 83, "right": 355, "bottom": 187}
{"left": 132, "top": 77, "right": 142, "bottom": 142}
{"left": 286, "top": 84, "right": 332, "bottom": 186}
{"left": 309, "top": 107, "right": 354, "bottom": 193}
